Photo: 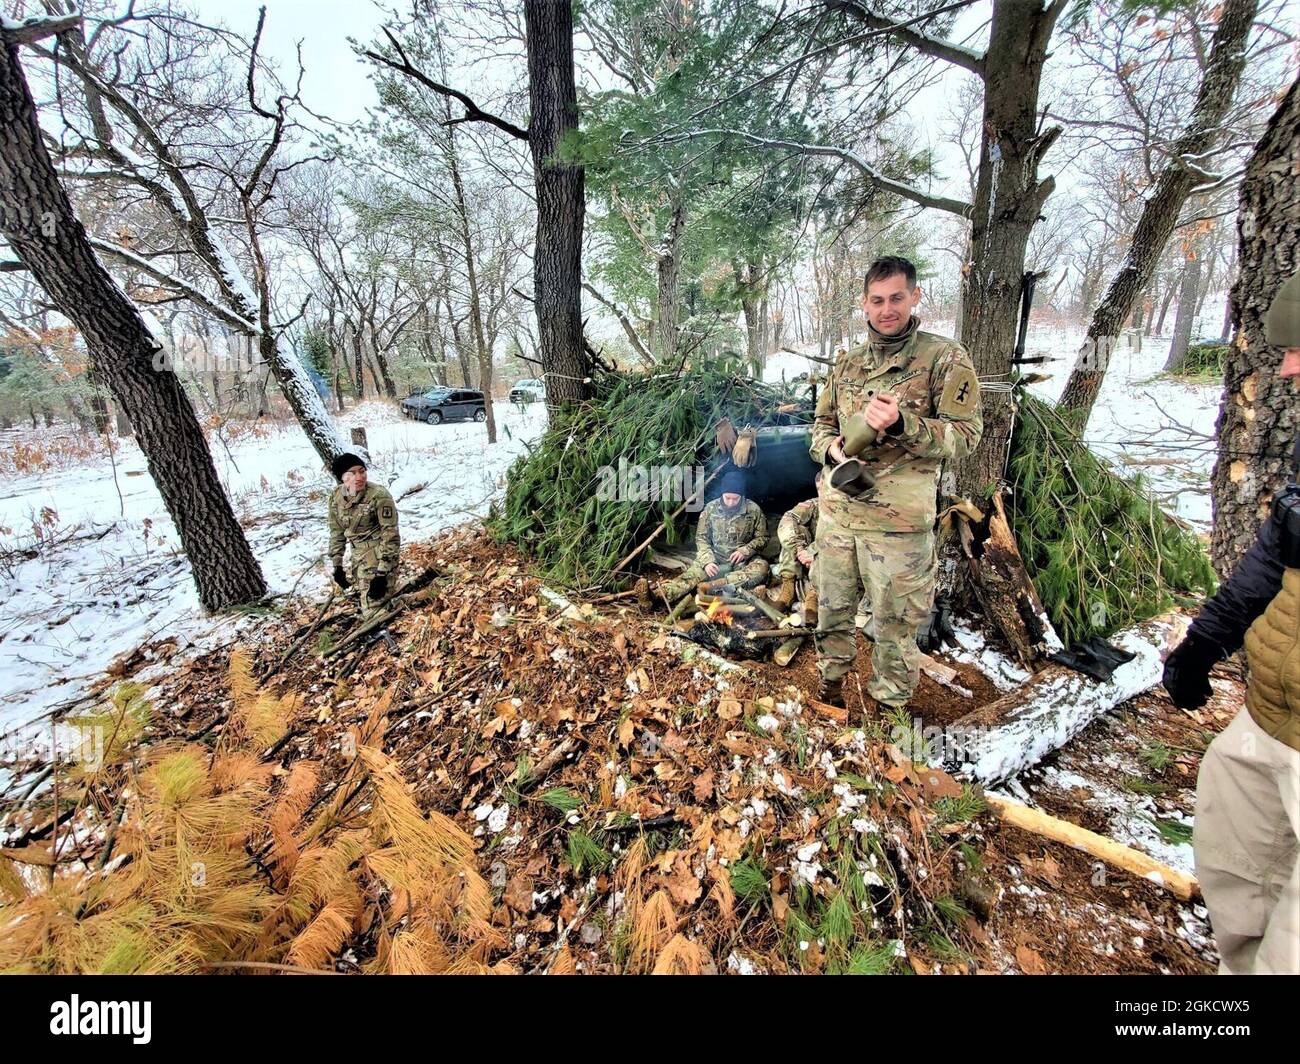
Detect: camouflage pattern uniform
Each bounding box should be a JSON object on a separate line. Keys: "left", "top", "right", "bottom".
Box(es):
{"left": 809, "top": 320, "right": 982, "bottom": 707}
{"left": 776, "top": 498, "right": 819, "bottom": 581}
{"left": 328, "top": 482, "right": 401, "bottom": 612}
{"left": 661, "top": 497, "right": 769, "bottom": 602}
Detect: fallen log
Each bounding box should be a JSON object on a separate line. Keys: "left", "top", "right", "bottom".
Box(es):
{"left": 950, "top": 612, "right": 1187, "bottom": 783}
{"left": 985, "top": 792, "right": 1198, "bottom": 901}
{"left": 956, "top": 490, "right": 1063, "bottom": 666}
{"left": 773, "top": 636, "right": 804, "bottom": 667}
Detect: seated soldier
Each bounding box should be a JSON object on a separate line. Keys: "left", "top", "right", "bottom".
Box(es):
{"left": 771, "top": 494, "right": 871, "bottom": 628}
{"left": 771, "top": 497, "right": 817, "bottom": 609}
{"left": 328, "top": 451, "right": 401, "bottom": 614}
{"left": 640, "top": 471, "right": 769, "bottom": 606}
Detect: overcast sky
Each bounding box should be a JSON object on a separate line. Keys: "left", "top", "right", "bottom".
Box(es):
{"left": 191, "top": 0, "right": 385, "bottom": 125}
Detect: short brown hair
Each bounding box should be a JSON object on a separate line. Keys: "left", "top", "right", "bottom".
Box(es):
{"left": 863, "top": 256, "right": 917, "bottom": 294}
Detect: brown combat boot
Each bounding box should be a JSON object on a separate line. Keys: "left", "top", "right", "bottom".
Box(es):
{"left": 698, "top": 577, "right": 732, "bottom": 595}
{"left": 769, "top": 574, "right": 796, "bottom": 611}
{"left": 816, "top": 675, "right": 844, "bottom": 708}
{"left": 803, "top": 585, "right": 819, "bottom": 628}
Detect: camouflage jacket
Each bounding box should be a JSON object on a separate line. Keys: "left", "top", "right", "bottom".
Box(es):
{"left": 777, "top": 498, "right": 819, "bottom": 554}
{"left": 328, "top": 483, "right": 400, "bottom": 572}
{"left": 810, "top": 324, "right": 982, "bottom": 532}
{"left": 694, "top": 498, "right": 767, "bottom": 567}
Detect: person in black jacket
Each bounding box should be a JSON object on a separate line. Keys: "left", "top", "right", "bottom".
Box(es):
{"left": 1162, "top": 270, "right": 1300, "bottom": 975}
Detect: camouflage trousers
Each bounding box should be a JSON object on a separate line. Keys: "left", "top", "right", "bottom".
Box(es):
{"left": 662, "top": 557, "right": 770, "bottom": 604}
{"left": 349, "top": 548, "right": 397, "bottom": 615}
{"left": 814, "top": 515, "right": 936, "bottom": 707}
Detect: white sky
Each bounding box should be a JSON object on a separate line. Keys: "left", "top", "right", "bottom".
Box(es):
{"left": 191, "top": 0, "right": 385, "bottom": 124}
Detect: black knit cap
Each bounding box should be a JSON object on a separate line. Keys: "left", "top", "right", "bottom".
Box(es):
{"left": 719, "top": 470, "right": 747, "bottom": 498}
{"left": 330, "top": 452, "right": 366, "bottom": 480}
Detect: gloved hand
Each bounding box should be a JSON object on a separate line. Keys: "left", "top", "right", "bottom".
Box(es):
{"left": 332, "top": 564, "right": 350, "bottom": 589}
{"left": 1162, "top": 630, "right": 1222, "bottom": 710}
{"left": 368, "top": 572, "right": 389, "bottom": 601}
{"left": 916, "top": 599, "right": 956, "bottom": 652}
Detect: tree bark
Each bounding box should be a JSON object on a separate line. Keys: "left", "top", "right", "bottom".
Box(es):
{"left": 952, "top": 0, "right": 1064, "bottom": 498}
{"left": 524, "top": 0, "right": 590, "bottom": 411}
{"left": 1056, "top": 0, "right": 1258, "bottom": 423}
{"left": 1209, "top": 76, "right": 1300, "bottom": 576}
{"left": 0, "top": 32, "right": 266, "bottom": 609}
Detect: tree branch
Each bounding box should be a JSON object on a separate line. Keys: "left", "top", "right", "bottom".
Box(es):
{"left": 87, "top": 238, "right": 258, "bottom": 334}
{"left": 363, "top": 27, "right": 528, "bottom": 142}
{"left": 0, "top": 13, "right": 82, "bottom": 46}
{"left": 650, "top": 128, "right": 972, "bottom": 217}
{"left": 825, "top": 0, "right": 985, "bottom": 77}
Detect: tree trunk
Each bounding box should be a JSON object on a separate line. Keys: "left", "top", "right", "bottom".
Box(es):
{"left": 0, "top": 33, "right": 266, "bottom": 609}
{"left": 351, "top": 328, "right": 366, "bottom": 400}
{"left": 1155, "top": 277, "right": 1177, "bottom": 334}
{"left": 447, "top": 131, "right": 498, "bottom": 445}
{"left": 1163, "top": 255, "right": 1202, "bottom": 371}
{"left": 656, "top": 191, "right": 686, "bottom": 361}
{"left": 371, "top": 343, "right": 397, "bottom": 399}
{"left": 1209, "top": 77, "right": 1300, "bottom": 576}
{"left": 1055, "top": 0, "right": 1258, "bottom": 423}
{"left": 952, "top": 0, "right": 1063, "bottom": 499}
{"left": 525, "top": 0, "right": 589, "bottom": 411}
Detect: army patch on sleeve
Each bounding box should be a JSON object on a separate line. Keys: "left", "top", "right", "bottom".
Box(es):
{"left": 937, "top": 364, "right": 979, "bottom": 417}
{"left": 380, "top": 504, "right": 396, "bottom": 521}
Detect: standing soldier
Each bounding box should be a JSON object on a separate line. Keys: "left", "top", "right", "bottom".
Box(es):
{"left": 328, "top": 452, "right": 401, "bottom": 613}
{"left": 810, "top": 256, "right": 982, "bottom": 711}
{"left": 1162, "top": 271, "right": 1300, "bottom": 975}
{"left": 640, "top": 471, "right": 769, "bottom": 606}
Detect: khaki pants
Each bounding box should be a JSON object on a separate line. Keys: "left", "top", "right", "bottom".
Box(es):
{"left": 814, "top": 514, "right": 935, "bottom": 707}
{"left": 1194, "top": 707, "right": 1300, "bottom": 975}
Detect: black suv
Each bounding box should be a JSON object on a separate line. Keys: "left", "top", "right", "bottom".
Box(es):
{"left": 400, "top": 387, "right": 487, "bottom": 424}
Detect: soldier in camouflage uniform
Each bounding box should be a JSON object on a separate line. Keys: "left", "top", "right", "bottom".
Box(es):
{"left": 328, "top": 452, "right": 401, "bottom": 614}
{"left": 810, "top": 256, "right": 982, "bottom": 710}
{"left": 771, "top": 497, "right": 819, "bottom": 609}
{"left": 657, "top": 470, "right": 769, "bottom": 604}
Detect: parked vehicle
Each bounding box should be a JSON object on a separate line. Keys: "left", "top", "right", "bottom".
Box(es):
{"left": 400, "top": 387, "right": 487, "bottom": 424}
{"left": 508, "top": 378, "right": 545, "bottom": 405}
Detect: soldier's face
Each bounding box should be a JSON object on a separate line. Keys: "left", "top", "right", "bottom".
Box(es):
{"left": 1283, "top": 348, "right": 1300, "bottom": 384}
{"left": 342, "top": 465, "right": 367, "bottom": 492}
{"left": 862, "top": 274, "right": 921, "bottom": 336}
{"left": 721, "top": 492, "right": 742, "bottom": 509}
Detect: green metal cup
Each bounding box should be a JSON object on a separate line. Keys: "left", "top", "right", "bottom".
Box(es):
{"left": 830, "top": 458, "right": 876, "bottom": 499}
{"left": 842, "top": 412, "right": 878, "bottom": 457}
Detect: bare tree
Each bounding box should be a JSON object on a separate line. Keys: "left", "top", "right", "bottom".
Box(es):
{"left": 1056, "top": 0, "right": 1266, "bottom": 421}
{"left": 36, "top": 5, "right": 348, "bottom": 463}
{"left": 0, "top": 12, "right": 266, "bottom": 609}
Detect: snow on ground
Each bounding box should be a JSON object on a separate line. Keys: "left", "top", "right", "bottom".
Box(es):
{"left": 764, "top": 321, "right": 1222, "bottom": 529}
{"left": 0, "top": 399, "right": 548, "bottom": 739}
